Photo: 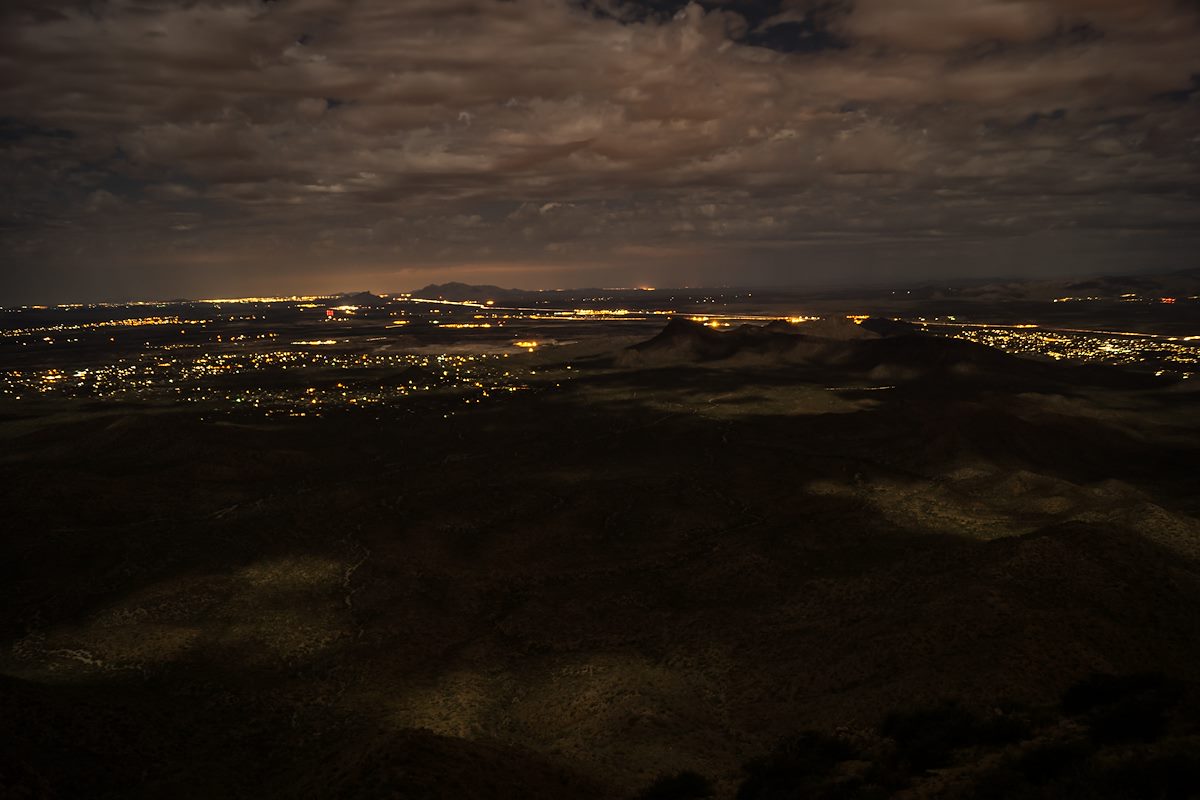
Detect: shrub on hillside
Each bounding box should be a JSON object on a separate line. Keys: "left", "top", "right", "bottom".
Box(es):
{"left": 1060, "top": 673, "right": 1181, "bottom": 744}
{"left": 880, "top": 702, "right": 981, "bottom": 771}
{"left": 736, "top": 730, "right": 885, "bottom": 800}
{"left": 634, "top": 770, "right": 714, "bottom": 800}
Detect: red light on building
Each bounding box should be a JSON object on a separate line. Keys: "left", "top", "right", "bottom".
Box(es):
{"left": 1160, "top": 297, "right": 1176, "bottom": 304}
{"left": 326, "top": 308, "right": 335, "bottom": 317}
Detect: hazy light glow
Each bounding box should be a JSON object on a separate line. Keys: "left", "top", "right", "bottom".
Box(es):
{"left": 2, "top": 1, "right": 1199, "bottom": 302}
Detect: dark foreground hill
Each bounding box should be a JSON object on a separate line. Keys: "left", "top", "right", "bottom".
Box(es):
{"left": 620, "top": 317, "right": 1166, "bottom": 392}
{"left": 2, "top": 321, "right": 1199, "bottom": 798}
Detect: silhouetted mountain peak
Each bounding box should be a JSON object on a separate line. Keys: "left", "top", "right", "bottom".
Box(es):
{"left": 412, "top": 282, "right": 524, "bottom": 302}
{"left": 657, "top": 316, "right": 725, "bottom": 342}
{"left": 337, "top": 291, "right": 387, "bottom": 306}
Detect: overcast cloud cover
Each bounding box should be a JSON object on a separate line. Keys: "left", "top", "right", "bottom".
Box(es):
{"left": 2, "top": 0, "right": 1199, "bottom": 301}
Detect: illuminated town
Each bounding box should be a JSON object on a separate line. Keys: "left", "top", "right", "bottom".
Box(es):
{"left": 0, "top": 349, "right": 534, "bottom": 416}
{"left": 927, "top": 321, "right": 1199, "bottom": 374}
{"left": 2, "top": 290, "right": 1195, "bottom": 416}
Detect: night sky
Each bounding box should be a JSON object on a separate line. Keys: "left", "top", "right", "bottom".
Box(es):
{"left": 2, "top": 0, "right": 1199, "bottom": 302}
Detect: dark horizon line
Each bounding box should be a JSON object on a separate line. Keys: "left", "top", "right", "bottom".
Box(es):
{"left": 5, "top": 265, "right": 1197, "bottom": 309}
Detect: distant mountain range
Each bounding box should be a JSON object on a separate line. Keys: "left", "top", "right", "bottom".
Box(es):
{"left": 405, "top": 269, "right": 1200, "bottom": 303}
{"left": 937, "top": 267, "right": 1200, "bottom": 302}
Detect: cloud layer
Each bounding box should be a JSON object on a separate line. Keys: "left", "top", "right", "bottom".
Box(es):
{"left": 2, "top": 0, "right": 1199, "bottom": 299}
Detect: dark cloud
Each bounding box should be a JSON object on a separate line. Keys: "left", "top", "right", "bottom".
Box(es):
{"left": 1, "top": 0, "right": 1199, "bottom": 301}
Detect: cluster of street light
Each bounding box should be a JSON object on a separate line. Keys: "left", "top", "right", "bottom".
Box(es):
{"left": 929, "top": 323, "right": 1198, "bottom": 373}
{"left": 0, "top": 347, "right": 535, "bottom": 414}
{"left": 3, "top": 293, "right": 1196, "bottom": 414}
